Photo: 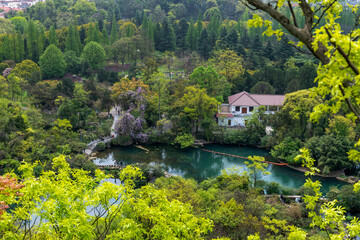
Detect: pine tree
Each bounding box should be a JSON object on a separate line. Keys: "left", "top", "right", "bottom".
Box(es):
{"left": 3, "top": 35, "right": 14, "bottom": 61}
{"left": 27, "top": 20, "right": 39, "bottom": 62}
{"left": 185, "top": 19, "right": 195, "bottom": 50}
{"left": 154, "top": 23, "right": 161, "bottom": 51}
{"left": 216, "top": 27, "right": 228, "bottom": 49}
{"left": 79, "top": 26, "right": 86, "bottom": 45}
{"left": 207, "top": 15, "right": 220, "bottom": 39}
{"left": 49, "top": 25, "right": 58, "bottom": 47}
{"left": 74, "top": 25, "right": 81, "bottom": 56}
{"left": 92, "top": 22, "right": 100, "bottom": 43}
{"left": 198, "top": 28, "right": 210, "bottom": 59}
{"left": 17, "top": 33, "right": 24, "bottom": 61}
{"left": 251, "top": 35, "right": 263, "bottom": 54}
{"left": 38, "top": 26, "right": 46, "bottom": 57}
{"left": 195, "top": 14, "right": 203, "bottom": 49}
{"left": 264, "top": 40, "right": 274, "bottom": 60}
{"left": 66, "top": 24, "right": 78, "bottom": 54}
{"left": 110, "top": 16, "right": 118, "bottom": 44}
{"left": 227, "top": 28, "right": 239, "bottom": 50}
{"left": 98, "top": 19, "right": 104, "bottom": 32}
{"left": 159, "top": 18, "right": 176, "bottom": 52}
{"left": 101, "top": 25, "right": 109, "bottom": 45}
{"left": 175, "top": 18, "right": 188, "bottom": 50}
{"left": 86, "top": 22, "right": 94, "bottom": 44}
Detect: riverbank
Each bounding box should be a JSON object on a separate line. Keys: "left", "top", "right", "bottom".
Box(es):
{"left": 276, "top": 158, "right": 359, "bottom": 184}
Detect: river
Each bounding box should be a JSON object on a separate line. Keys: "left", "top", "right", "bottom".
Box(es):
{"left": 94, "top": 144, "right": 347, "bottom": 193}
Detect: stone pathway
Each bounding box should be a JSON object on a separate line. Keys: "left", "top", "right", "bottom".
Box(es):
{"left": 84, "top": 105, "right": 121, "bottom": 155}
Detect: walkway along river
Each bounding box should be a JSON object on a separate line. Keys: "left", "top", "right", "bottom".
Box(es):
{"left": 94, "top": 144, "right": 347, "bottom": 193}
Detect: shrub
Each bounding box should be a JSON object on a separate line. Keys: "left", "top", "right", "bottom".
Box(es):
{"left": 271, "top": 137, "right": 303, "bottom": 164}
{"left": 96, "top": 142, "right": 106, "bottom": 151}
{"left": 173, "top": 133, "right": 195, "bottom": 148}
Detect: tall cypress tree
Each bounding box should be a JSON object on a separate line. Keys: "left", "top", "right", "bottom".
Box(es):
{"left": 195, "top": 14, "right": 203, "bottom": 49}
{"left": 49, "top": 25, "right": 58, "bottom": 47}
{"left": 159, "top": 18, "right": 176, "bottom": 52}
{"left": 74, "top": 25, "right": 81, "bottom": 56}
{"left": 3, "top": 36, "right": 13, "bottom": 60}
{"left": 110, "top": 16, "right": 119, "bottom": 44}
{"left": 227, "top": 28, "right": 239, "bottom": 50}
{"left": 264, "top": 40, "right": 274, "bottom": 60}
{"left": 92, "top": 22, "right": 100, "bottom": 43}
{"left": 27, "top": 20, "right": 39, "bottom": 62}
{"left": 141, "top": 13, "right": 149, "bottom": 38}
{"left": 207, "top": 15, "right": 220, "bottom": 38}
{"left": 101, "top": 25, "right": 109, "bottom": 45}
{"left": 185, "top": 19, "right": 195, "bottom": 50}
{"left": 38, "top": 26, "right": 46, "bottom": 57}
{"left": 86, "top": 22, "right": 94, "bottom": 44}
{"left": 216, "top": 27, "right": 229, "bottom": 49}
{"left": 154, "top": 23, "right": 161, "bottom": 51}
{"left": 175, "top": 18, "right": 188, "bottom": 51}
{"left": 66, "top": 25, "right": 80, "bottom": 56}
{"left": 17, "top": 33, "right": 25, "bottom": 62}
{"left": 198, "top": 28, "right": 210, "bottom": 59}
{"left": 79, "top": 26, "right": 86, "bottom": 45}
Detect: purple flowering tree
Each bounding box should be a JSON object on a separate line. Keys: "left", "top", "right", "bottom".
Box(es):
{"left": 115, "top": 87, "right": 148, "bottom": 144}
{"left": 3, "top": 68, "right": 12, "bottom": 77}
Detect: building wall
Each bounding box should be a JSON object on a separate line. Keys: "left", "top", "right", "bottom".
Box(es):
{"left": 218, "top": 117, "right": 246, "bottom": 127}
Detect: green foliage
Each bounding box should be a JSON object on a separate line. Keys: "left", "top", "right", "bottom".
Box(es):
{"left": 12, "top": 59, "right": 41, "bottom": 84}
{"left": 190, "top": 65, "right": 230, "bottom": 102}
{"left": 81, "top": 41, "right": 106, "bottom": 70}
{"left": 327, "top": 185, "right": 360, "bottom": 213}
{"left": 174, "top": 133, "right": 195, "bottom": 148}
{"left": 39, "top": 44, "right": 66, "bottom": 79}
{"left": 95, "top": 141, "right": 106, "bottom": 151}
{"left": 1, "top": 156, "right": 213, "bottom": 239}
{"left": 271, "top": 137, "right": 303, "bottom": 164}
{"left": 250, "top": 81, "right": 275, "bottom": 94}
{"left": 304, "top": 135, "right": 355, "bottom": 173}
{"left": 245, "top": 156, "right": 270, "bottom": 187}
{"left": 175, "top": 86, "right": 219, "bottom": 134}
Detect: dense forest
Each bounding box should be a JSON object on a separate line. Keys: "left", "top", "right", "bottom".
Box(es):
{"left": 1, "top": 0, "right": 360, "bottom": 239}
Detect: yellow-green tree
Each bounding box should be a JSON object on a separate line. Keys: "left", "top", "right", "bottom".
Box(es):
{"left": 176, "top": 86, "right": 219, "bottom": 134}
{"left": 209, "top": 49, "right": 244, "bottom": 84}
{"left": 0, "top": 155, "right": 213, "bottom": 239}
{"left": 245, "top": 156, "right": 270, "bottom": 187}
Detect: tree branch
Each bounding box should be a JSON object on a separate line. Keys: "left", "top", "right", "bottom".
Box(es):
{"left": 244, "top": 0, "right": 329, "bottom": 64}
{"left": 287, "top": 0, "right": 298, "bottom": 27}
{"left": 325, "top": 28, "right": 359, "bottom": 75}
{"left": 324, "top": 27, "right": 360, "bottom": 121}
{"left": 281, "top": 38, "right": 313, "bottom": 55}
{"left": 298, "top": 0, "right": 314, "bottom": 31}
{"left": 311, "top": 0, "right": 338, "bottom": 31}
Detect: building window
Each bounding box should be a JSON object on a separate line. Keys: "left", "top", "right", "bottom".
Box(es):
{"left": 242, "top": 107, "right": 247, "bottom": 114}
{"left": 235, "top": 106, "right": 240, "bottom": 111}
{"left": 228, "top": 119, "right": 232, "bottom": 126}
{"left": 249, "top": 107, "right": 254, "bottom": 112}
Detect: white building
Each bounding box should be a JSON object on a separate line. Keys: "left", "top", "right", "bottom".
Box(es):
{"left": 217, "top": 91, "right": 285, "bottom": 127}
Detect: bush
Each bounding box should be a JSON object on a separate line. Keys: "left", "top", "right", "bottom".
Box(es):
{"left": 96, "top": 142, "right": 106, "bottom": 151}
{"left": 260, "top": 135, "right": 277, "bottom": 149}
{"left": 173, "top": 133, "right": 195, "bottom": 149}
{"left": 0, "top": 62, "right": 9, "bottom": 73}
{"left": 304, "top": 135, "right": 355, "bottom": 172}
{"left": 271, "top": 137, "right": 303, "bottom": 163}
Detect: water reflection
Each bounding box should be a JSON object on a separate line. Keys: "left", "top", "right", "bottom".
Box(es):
{"left": 94, "top": 144, "right": 347, "bottom": 192}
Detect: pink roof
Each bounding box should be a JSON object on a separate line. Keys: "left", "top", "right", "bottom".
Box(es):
{"left": 228, "top": 91, "right": 285, "bottom": 106}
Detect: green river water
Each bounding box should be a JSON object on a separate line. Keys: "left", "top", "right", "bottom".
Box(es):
{"left": 94, "top": 144, "right": 347, "bottom": 193}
